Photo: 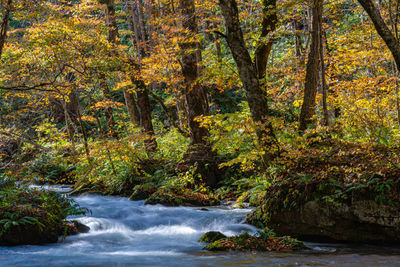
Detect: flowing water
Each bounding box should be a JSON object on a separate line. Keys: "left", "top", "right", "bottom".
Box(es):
{"left": 1, "top": 186, "right": 400, "bottom": 266}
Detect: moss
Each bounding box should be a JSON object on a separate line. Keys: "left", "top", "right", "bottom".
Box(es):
{"left": 203, "top": 232, "right": 308, "bottom": 252}
{"left": 199, "top": 231, "right": 227, "bottom": 243}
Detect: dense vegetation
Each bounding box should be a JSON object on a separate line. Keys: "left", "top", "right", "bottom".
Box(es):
{"left": 0, "top": 176, "right": 85, "bottom": 245}
{"left": 1, "top": 0, "right": 400, "bottom": 246}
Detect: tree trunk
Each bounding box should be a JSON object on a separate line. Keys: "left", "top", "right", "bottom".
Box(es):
{"left": 102, "top": 0, "right": 142, "bottom": 128}
{"left": 99, "top": 73, "right": 116, "bottom": 136}
{"left": 126, "top": 0, "right": 158, "bottom": 152}
{"left": 134, "top": 78, "right": 157, "bottom": 152}
{"left": 123, "top": 88, "right": 141, "bottom": 125}
{"left": 357, "top": 0, "right": 400, "bottom": 71}
{"left": 254, "top": 0, "right": 277, "bottom": 80}
{"left": 299, "top": 0, "right": 322, "bottom": 131}
{"left": 0, "top": 0, "right": 12, "bottom": 59}
{"left": 218, "top": 0, "right": 276, "bottom": 149}
{"left": 319, "top": 23, "right": 329, "bottom": 126}
{"left": 62, "top": 99, "right": 77, "bottom": 155}
{"left": 179, "top": 0, "right": 217, "bottom": 187}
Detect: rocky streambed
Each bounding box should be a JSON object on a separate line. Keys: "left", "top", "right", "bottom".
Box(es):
{"left": 1, "top": 190, "right": 400, "bottom": 266}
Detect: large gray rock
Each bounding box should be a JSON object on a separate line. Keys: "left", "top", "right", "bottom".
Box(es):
{"left": 257, "top": 200, "right": 400, "bottom": 243}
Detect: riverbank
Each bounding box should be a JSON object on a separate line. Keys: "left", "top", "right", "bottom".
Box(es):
{"left": 2, "top": 192, "right": 400, "bottom": 266}
{"left": 0, "top": 179, "right": 88, "bottom": 245}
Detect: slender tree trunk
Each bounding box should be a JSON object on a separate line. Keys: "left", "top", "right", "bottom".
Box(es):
{"left": 126, "top": 0, "right": 158, "bottom": 152}
{"left": 0, "top": 0, "right": 12, "bottom": 59}
{"left": 299, "top": 0, "right": 322, "bottom": 131}
{"left": 102, "top": 0, "right": 143, "bottom": 128}
{"left": 75, "top": 95, "right": 91, "bottom": 164}
{"left": 357, "top": 0, "right": 400, "bottom": 71}
{"left": 62, "top": 99, "right": 77, "bottom": 155}
{"left": 319, "top": 24, "right": 329, "bottom": 126}
{"left": 99, "top": 73, "right": 116, "bottom": 136}
{"left": 218, "top": 0, "right": 277, "bottom": 151}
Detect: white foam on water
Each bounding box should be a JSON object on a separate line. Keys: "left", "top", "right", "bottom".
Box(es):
{"left": 133, "top": 225, "right": 198, "bottom": 236}
{"left": 102, "top": 250, "right": 183, "bottom": 257}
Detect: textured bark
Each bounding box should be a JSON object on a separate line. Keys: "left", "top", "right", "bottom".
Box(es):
{"left": 0, "top": 0, "right": 12, "bottom": 59}
{"left": 357, "top": 0, "right": 400, "bottom": 70}
{"left": 319, "top": 25, "right": 329, "bottom": 126}
{"left": 179, "top": 0, "right": 217, "bottom": 186}
{"left": 123, "top": 88, "right": 141, "bottom": 125}
{"left": 254, "top": 0, "right": 277, "bottom": 80}
{"left": 62, "top": 99, "right": 76, "bottom": 155}
{"left": 218, "top": 0, "right": 276, "bottom": 146}
{"left": 127, "top": 0, "right": 158, "bottom": 152}
{"left": 103, "top": 0, "right": 119, "bottom": 44}
{"left": 134, "top": 78, "right": 157, "bottom": 152}
{"left": 299, "top": 0, "right": 322, "bottom": 131}
{"left": 103, "top": 0, "right": 141, "bottom": 128}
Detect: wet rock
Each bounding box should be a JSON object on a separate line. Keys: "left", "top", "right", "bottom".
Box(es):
{"left": 203, "top": 232, "right": 307, "bottom": 252}
{"left": 248, "top": 199, "right": 400, "bottom": 243}
{"left": 65, "top": 220, "right": 90, "bottom": 236}
{"left": 0, "top": 222, "right": 60, "bottom": 246}
{"left": 0, "top": 219, "right": 90, "bottom": 246}
{"left": 199, "top": 231, "right": 226, "bottom": 243}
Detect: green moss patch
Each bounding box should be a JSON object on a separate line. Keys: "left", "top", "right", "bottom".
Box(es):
{"left": 199, "top": 231, "right": 227, "bottom": 243}
{"left": 203, "top": 232, "right": 307, "bottom": 252}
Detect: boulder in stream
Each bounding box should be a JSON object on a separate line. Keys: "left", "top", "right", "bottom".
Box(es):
{"left": 199, "top": 231, "right": 226, "bottom": 243}
{"left": 203, "top": 232, "right": 307, "bottom": 252}
{"left": 248, "top": 199, "right": 400, "bottom": 243}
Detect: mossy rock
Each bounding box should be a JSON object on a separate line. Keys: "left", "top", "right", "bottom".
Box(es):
{"left": 0, "top": 220, "right": 61, "bottom": 246}
{"left": 203, "top": 232, "right": 308, "bottom": 252}
{"left": 249, "top": 198, "right": 400, "bottom": 243}
{"left": 199, "top": 231, "right": 226, "bottom": 243}
{"left": 145, "top": 187, "right": 219, "bottom": 207}
{"left": 64, "top": 220, "right": 90, "bottom": 236}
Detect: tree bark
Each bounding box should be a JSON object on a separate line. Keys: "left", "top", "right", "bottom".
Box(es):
{"left": 357, "top": 0, "right": 400, "bottom": 70}
{"left": 218, "top": 0, "right": 276, "bottom": 149}
{"left": 319, "top": 24, "right": 329, "bottom": 126}
{"left": 102, "top": 0, "right": 142, "bottom": 128}
{"left": 134, "top": 78, "right": 157, "bottom": 152}
{"left": 254, "top": 0, "right": 277, "bottom": 80}
{"left": 99, "top": 73, "right": 116, "bottom": 136}
{"left": 299, "top": 0, "right": 322, "bottom": 131}
{"left": 123, "top": 88, "right": 141, "bottom": 125}
{"left": 126, "top": 0, "right": 158, "bottom": 152}
{"left": 0, "top": 0, "right": 12, "bottom": 59}
{"left": 179, "top": 0, "right": 217, "bottom": 186}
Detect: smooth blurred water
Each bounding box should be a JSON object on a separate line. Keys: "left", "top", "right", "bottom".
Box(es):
{"left": 1, "top": 190, "right": 400, "bottom": 267}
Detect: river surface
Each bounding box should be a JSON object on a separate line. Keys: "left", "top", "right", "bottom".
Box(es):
{"left": 1, "top": 186, "right": 400, "bottom": 266}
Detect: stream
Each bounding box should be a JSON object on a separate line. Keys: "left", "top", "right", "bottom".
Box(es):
{"left": 1, "top": 186, "right": 400, "bottom": 266}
